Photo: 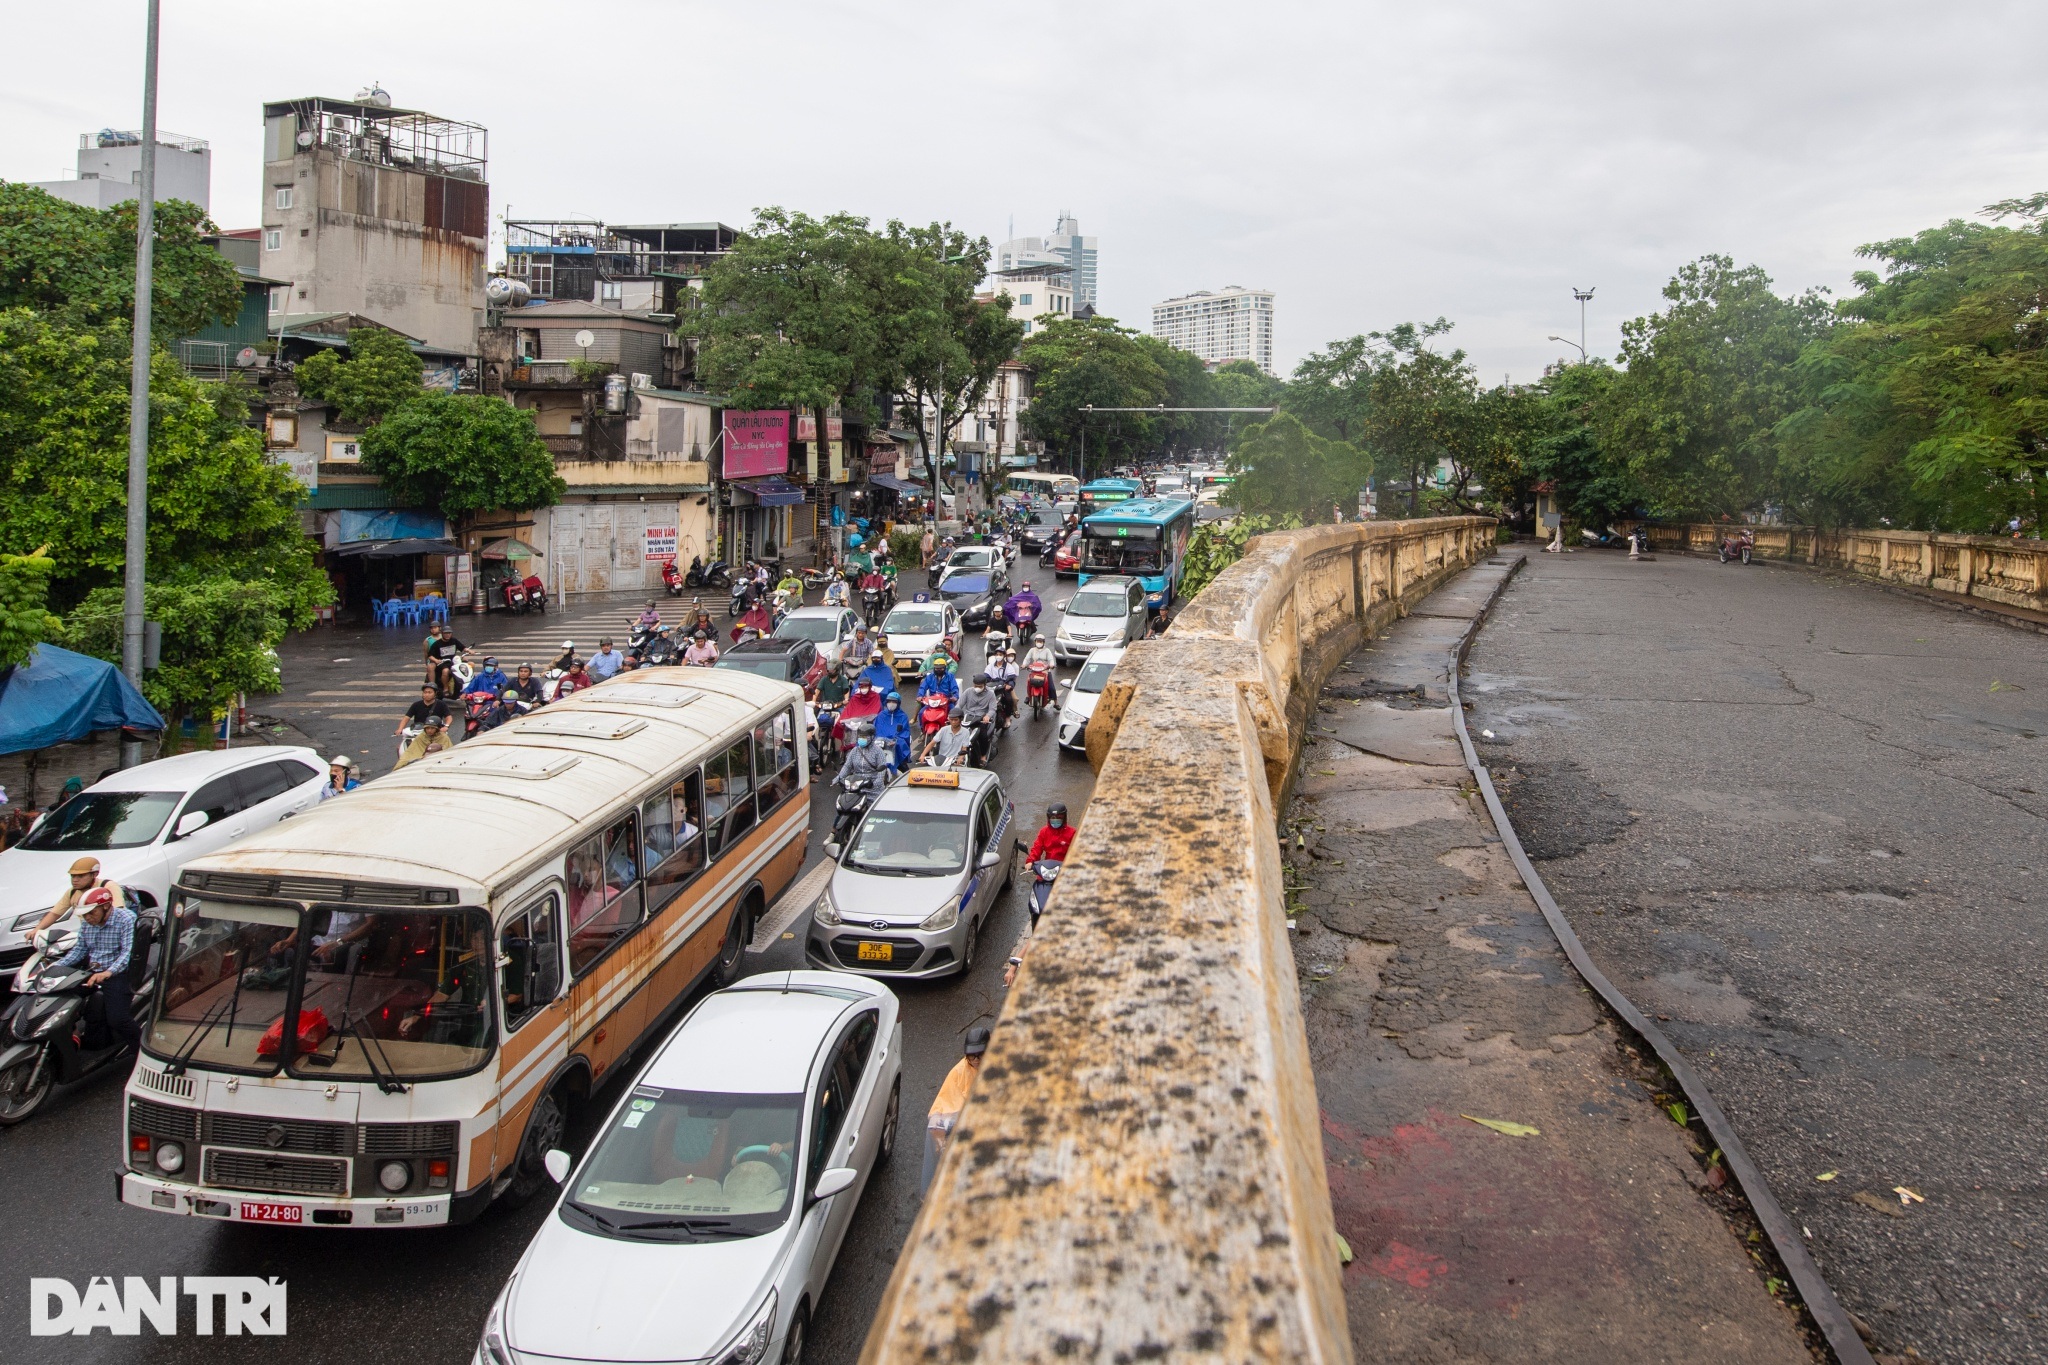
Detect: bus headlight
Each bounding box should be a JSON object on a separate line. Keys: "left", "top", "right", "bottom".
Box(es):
{"left": 154, "top": 1141, "right": 185, "bottom": 1174}
{"left": 378, "top": 1160, "right": 411, "bottom": 1193}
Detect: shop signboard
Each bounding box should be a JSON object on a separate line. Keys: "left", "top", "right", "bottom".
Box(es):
{"left": 723, "top": 410, "right": 789, "bottom": 479}
{"left": 644, "top": 525, "right": 679, "bottom": 561}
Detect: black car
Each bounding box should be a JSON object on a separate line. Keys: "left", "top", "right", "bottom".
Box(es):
{"left": 1018, "top": 511, "right": 1065, "bottom": 555}
{"left": 715, "top": 637, "right": 827, "bottom": 688}
{"left": 938, "top": 573, "right": 998, "bottom": 630}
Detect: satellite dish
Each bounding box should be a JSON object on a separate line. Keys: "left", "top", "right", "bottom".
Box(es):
{"left": 295, "top": 129, "right": 315, "bottom": 148}
{"left": 235, "top": 347, "right": 258, "bottom": 368}
{"left": 574, "top": 330, "right": 596, "bottom": 350}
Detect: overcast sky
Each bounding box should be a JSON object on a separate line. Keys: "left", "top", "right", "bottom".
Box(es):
{"left": 7, "top": 0, "right": 2046, "bottom": 381}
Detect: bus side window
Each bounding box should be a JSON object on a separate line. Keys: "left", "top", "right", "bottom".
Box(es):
{"left": 755, "top": 710, "right": 798, "bottom": 811}
{"left": 568, "top": 815, "right": 645, "bottom": 976}
{"left": 500, "top": 894, "right": 562, "bottom": 1031}
{"left": 720, "top": 735, "right": 757, "bottom": 847}
{"left": 644, "top": 771, "right": 706, "bottom": 914}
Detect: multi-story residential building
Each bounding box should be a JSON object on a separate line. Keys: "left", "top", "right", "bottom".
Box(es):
{"left": 1151, "top": 286, "right": 1277, "bottom": 375}
{"left": 24, "top": 127, "right": 212, "bottom": 211}
{"left": 986, "top": 262, "right": 1074, "bottom": 337}
{"left": 997, "top": 211, "right": 1098, "bottom": 311}
{"left": 502, "top": 219, "right": 737, "bottom": 310}
{"left": 258, "top": 89, "right": 489, "bottom": 359}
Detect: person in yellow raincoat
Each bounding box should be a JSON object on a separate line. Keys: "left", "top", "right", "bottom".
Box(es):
{"left": 922, "top": 1026, "right": 988, "bottom": 1194}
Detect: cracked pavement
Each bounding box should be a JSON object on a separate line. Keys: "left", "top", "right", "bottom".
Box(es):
{"left": 1469, "top": 549, "right": 2048, "bottom": 1364}
{"left": 1295, "top": 555, "right": 1810, "bottom": 1363}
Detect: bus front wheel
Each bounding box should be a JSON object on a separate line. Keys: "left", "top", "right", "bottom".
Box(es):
{"left": 502, "top": 1087, "right": 568, "bottom": 1209}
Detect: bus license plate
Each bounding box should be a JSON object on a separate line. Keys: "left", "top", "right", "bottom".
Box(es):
{"left": 241, "top": 1201, "right": 303, "bottom": 1224}
{"left": 857, "top": 942, "right": 893, "bottom": 962}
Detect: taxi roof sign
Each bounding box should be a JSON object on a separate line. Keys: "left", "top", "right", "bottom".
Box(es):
{"left": 907, "top": 767, "right": 961, "bottom": 788}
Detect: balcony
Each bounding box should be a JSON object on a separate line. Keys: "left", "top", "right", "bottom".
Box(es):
{"left": 506, "top": 360, "right": 612, "bottom": 389}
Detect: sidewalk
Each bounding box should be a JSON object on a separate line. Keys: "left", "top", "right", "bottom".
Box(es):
{"left": 1291, "top": 554, "right": 1816, "bottom": 1362}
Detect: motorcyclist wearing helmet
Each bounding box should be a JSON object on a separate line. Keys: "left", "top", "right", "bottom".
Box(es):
{"left": 1002, "top": 580, "right": 1044, "bottom": 632}
{"left": 549, "top": 640, "right": 578, "bottom": 674}
{"left": 917, "top": 655, "right": 960, "bottom": 707}
{"left": 1027, "top": 803, "right": 1077, "bottom": 863}
{"left": 873, "top": 689, "right": 913, "bottom": 771}
{"left": 464, "top": 656, "right": 510, "bottom": 698}
{"left": 822, "top": 573, "right": 851, "bottom": 609}
{"left": 1022, "top": 632, "right": 1056, "bottom": 677}
{"left": 840, "top": 721, "right": 895, "bottom": 789}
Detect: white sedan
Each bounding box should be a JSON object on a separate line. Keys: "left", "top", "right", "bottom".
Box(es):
{"left": 478, "top": 972, "right": 902, "bottom": 1365}
{"left": 1056, "top": 645, "right": 1126, "bottom": 752}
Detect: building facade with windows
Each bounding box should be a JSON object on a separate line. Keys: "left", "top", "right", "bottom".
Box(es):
{"left": 1151, "top": 286, "right": 1277, "bottom": 375}
{"left": 996, "top": 211, "right": 1098, "bottom": 312}
{"left": 987, "top": 263, "right": 1073, "bottom": 337}
{"left": 24, "top": 128, "right": 212, "bottom": 211}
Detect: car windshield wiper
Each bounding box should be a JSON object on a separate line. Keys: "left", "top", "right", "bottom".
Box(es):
{"left": 565, "top": 1201, "right": 622, "bottom": 1230}
{"left": 614, "top": 1217, "right": 747, "bottom": 1238}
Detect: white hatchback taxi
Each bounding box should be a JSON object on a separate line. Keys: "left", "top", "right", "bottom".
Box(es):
{"left": 1056, "top": 645, "right": 1127, "bottom": 752}
{"left": 479, "top": 972, "right": 902, "bottom": 1365}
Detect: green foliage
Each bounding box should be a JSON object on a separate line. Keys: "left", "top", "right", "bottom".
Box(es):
{"left": 1286, "top": 335, "right": 1374, "bottom": 442}
{"left": 887, "top": 528, "right": 923, "bottom": 567}
{"left": 1017, "top": 315, "right": 1168, "bottom": 474}
{"left": 1211, "top": 359, "right": 1287, "bottom": 444}
{"left": 0, "top": 309, "right": 329, "bottom": 621}
{"left": 0, "top": 546, "right": 60, "bottom": 670}
{"left": 293, "top": 327, "right": 426, "bottom": 424}
{"left": 1226, "top": 411, "right": 1371, "bottom": 523}
{"left": 359, "top": 393, "right": 564, "bottom": 519}
{"left": 0, "top": 182, "right": 240, "bottom": 340}
{"left": 884, "top": 221, "right": 1025, "bottom": 491}
{"left": 1522, "top": 362, "right": 1646, "bottom": 529}
{"left": 1180, "top": 513, "right": 1302, "bottom": 599}
{"left": 64, "top": 576, "right": 285, "bottom": 728}
{"left": 1599, "top": 256, "right": 1834, "bottom": 520}
{"left": 565, "top": 358, "right": 615, "bottom": 384}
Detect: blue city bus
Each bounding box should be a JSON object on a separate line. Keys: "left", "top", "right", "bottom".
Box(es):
{"left": 1078, "top": 497, "right": 1198, "bottom": 611}
{"left": 1075, "top": 478, "right": 1145, "bottom": 517}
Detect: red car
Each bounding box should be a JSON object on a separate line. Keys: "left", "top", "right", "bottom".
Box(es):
{"left": 1053, "top": 530, "right": 1083, "bottom": 577}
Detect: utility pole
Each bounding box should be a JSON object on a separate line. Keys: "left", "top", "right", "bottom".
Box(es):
{"left": 121, "top": 0, "right": 161, "bottom": 770}
{"left": 1572, "top": 285, "right": 1595, "bottom": 362}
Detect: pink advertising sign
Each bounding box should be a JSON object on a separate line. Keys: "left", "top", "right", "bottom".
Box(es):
{"left": 722, "top": 410, "right": 790, "bottom": 479}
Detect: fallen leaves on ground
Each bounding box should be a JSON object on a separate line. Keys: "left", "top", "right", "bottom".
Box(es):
{"left": 1850, "top": 1190, "right": 1906, "bottom": 1218}
{"left": 1461, "top": 1114, "right": 1540, "bottom": 1138}
{"left": 1816, "top": 1171, "right": 1838, "bottom": 1182}
{"left": 1894, "top": 1185, "right": 1925, "bottom": 1205}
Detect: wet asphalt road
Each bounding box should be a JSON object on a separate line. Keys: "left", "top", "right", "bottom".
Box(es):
{"left": 1, "top": 573, "right": 1098, "bottom": 1365}
{"left": 1467, "top": 549, "right": 2047, "bottom": 1364}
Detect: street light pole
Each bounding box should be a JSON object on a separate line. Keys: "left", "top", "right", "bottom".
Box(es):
{"left": 1547, "top": 335, "right": 1586, "bottom": 363}
{"left": 121, "top": 0, "right": 161, "bottom": 770}
{"left": 1572, "top": 285, "right": 1595, "bottom": 362}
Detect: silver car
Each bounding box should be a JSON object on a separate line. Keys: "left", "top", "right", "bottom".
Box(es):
{"left": 807, "top": 768, "right": 1018, "bottom": 980}
{"left": 1054, "top": 575, "right": 1147, "bottom": 664}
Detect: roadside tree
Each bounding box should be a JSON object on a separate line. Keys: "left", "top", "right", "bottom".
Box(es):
{"left": 359, "top": 393, "right": 564, "bottom": 520}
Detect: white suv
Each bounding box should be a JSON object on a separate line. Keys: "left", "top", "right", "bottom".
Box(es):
{"left": 0, "top": 747, "right": 327, "bottom": 975}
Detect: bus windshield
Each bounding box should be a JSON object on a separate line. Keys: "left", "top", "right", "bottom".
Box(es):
{"left": 1083, "top": 535, "right": 1163, "bottom": 573}
{"left": 149, "top": 898, "right": 494, "bottom": 1079}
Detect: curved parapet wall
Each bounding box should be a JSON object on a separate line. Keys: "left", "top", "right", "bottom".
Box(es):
{"left": 1637, "top": 522, "right": 2047, "bottom": 616}
{"left": 859, "top": 517, "right": 1495, "bottom": 1365}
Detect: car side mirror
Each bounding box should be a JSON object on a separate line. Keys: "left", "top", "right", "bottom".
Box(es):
{"left": 812, "top": 1166, "right": 858, "bottom": 1201}
{"left": 976, "top": 850, "right": 1003, "bottom": 871}
{"left": 174, "top": 810, "right": 210, "bottom": 839}
{"left": 823, "top": 841, "right": 843, "bottom": 860}
{"left": 543, "top": 1149, "right": 571, "bottom": 1184}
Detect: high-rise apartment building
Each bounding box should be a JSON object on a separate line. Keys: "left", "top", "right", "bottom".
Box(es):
{"left": 1151, "top": 286, "right": 1276, "bottom": 375}
{"left": 259, "top": 90, "right": 489, "bottom": 356}
{"left": 996, "top": 211, "right": 1098, "bottom": 311}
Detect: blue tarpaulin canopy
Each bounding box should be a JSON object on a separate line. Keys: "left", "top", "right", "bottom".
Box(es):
{"left": 0, "top": 645, "right": 165, "bottom": 755}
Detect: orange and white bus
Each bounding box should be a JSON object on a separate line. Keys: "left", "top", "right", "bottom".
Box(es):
{"left": 118, "top": 669, "right": 809, "bottom": 1228}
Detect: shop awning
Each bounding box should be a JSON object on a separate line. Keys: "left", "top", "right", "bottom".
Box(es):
{"left": 331, "top": 538, "right": 462, "bottom": 558}
{"left": 732, "top": 477, "right": 806, "bottom": 507}
{"left": 870, "top": 473, "right": 926, "bottom": 494}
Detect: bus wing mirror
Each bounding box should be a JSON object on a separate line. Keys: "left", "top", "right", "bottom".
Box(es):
{"left": 543, "top": 1150, "right": 571, "bottom": 1184}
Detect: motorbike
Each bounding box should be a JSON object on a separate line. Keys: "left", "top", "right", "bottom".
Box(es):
{"left": 1028, "top": 859, "right": 1062, "bottom": 932}
{"left": 830, "top": 767, "right": 889, "bottom": 846}
{"left": 662, "top": 558, "right": 687, "bottom": 597}
{"left": 1717, "top": 528, "right": 1755, "bottom": 564}
{"left": 860, "top": 586, "right": 888, "bottom": 628}
{"left": 1629, "top": 525, "right": 1652, "bottom": 559}
{"left": 968, "top": 711, "right": 1002, "bottom": 768}
{"left": 521, "top": 575, "right": 549, "bottom": 614}
{"left": 498, "top": 578, "right": 530, "bottom": 614}
{"left": 810, "top": 706, "right": 841, "bottom": 771}
{"left": 800, "top": 565, "right": 836, "bottom": 591}
{"left": 628, "top": 622, "right": 665, "bottom": 657}
{"left": 0, "top": 904, "right": 162, "bottom": 1125}
{"left": 463, "top": 692, "right": 497, "bottom": 739}
{"left": 1026, "top": 662, "right": 1055, "bottom": 719}
{"left": 728, "top": 581, "right": 753, "bottom": 619}
{"left": 916, "top": 695, "right": 952, "bottom": 753}
{"left": 541, "top": 669, "right": 574, "bottom": 703}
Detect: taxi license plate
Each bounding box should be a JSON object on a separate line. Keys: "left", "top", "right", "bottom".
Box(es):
{"left": 856, "top": 942, "right": 894, "bottom": 962}
{"left": 241, "top": 1201, "right": 303, "bottom": 1224}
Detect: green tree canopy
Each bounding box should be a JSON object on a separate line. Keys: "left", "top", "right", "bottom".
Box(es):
{"left": 1599, "top": 255, "right": 1834, "bottom": 519}
{"left": 1226, "top": 410, "right": 1372, "bottom": 522}
{"left": 0, "top": 182, "right": 240, "bottom": 340}
{"left": 1523, "top": 362, "right": 1644, "bottom": 528}
{"left": 65, "top": 576, "right": 286, "bottom": 730}
{"left": 885, "top": 222, "right": 1025, "bottom": 494}
{"left": 1286, "top": 335, "right": 1374, "bottom": 442}
{"left": 1017, "top": 315, "right": 1167, "bottom": 476}
{"left": 0, "top": 309, "right": 328, "bottom": 620}
{"left": 0, "top": 546, "right": 60, "bottom": 670}
{"left": 359, "top": 393, "right": 564, "bottom": 519}
{"left": 294, "top": 327, "right": 426, "bottom": 424}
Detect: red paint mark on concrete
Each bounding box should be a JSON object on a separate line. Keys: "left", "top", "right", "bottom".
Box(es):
{"left": 1365, "top": 1239, "right": 1450, "bottom": 1289}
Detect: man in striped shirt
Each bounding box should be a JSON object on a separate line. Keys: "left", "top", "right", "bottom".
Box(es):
{"left": 55, "top": 887, "right": 139, "bottom": 1053}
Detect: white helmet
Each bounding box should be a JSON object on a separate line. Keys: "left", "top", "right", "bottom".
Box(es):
{"left": 560, "top": 640, "right": 574, "bottom": 650}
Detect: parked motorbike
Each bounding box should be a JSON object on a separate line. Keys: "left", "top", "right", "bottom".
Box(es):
{"left": 1717, "top": 528, "right": 1755, "bottom": 565}
{"left": 662, "top": 558, "right": 686, "bottom": 597}
{"left": 0, "top": 903, "right": 162, "bottom": 1125}
{"left": 702, "top": 560, "right": 734, "bottom": 589}
{"left": 830, "top": 767, "right": 888, "bottom": 845}
{"left": 1628, "top": 525, "right": 1652, "bottom": 559}
{"left": 498, "top": 579, "right": 530, "bottom": 614}
{"left": 521, "top": 574, "right": 549, "bottom": 614}
{"left": 1028, "top": 859, "right": 1061, "bottom": 932}
{"left": 1026, "top": 662, "right": 1055, "bottom": 719}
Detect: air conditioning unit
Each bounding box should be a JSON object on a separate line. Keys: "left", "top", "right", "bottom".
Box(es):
{"left": 630, "top": 373, "right": 652, "bottom": 390}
